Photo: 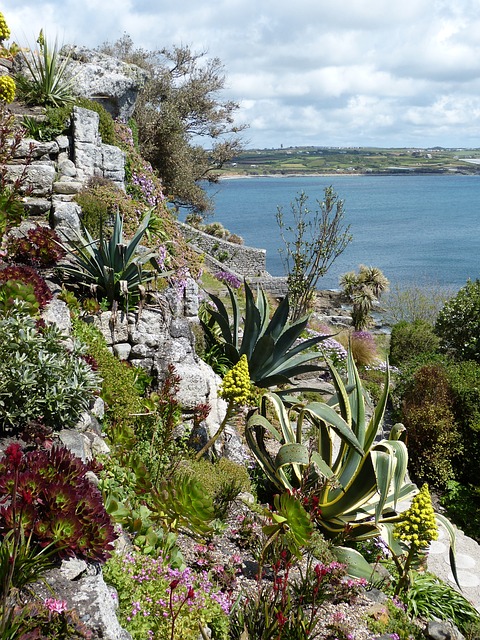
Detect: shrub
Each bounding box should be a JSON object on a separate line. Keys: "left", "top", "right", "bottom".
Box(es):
{"left": 104, "top": 551, "right": 230, "bottom": 640}
{"left": 383, "top": 281, "right": 454, "bottom": 325}
{"left": 435, "top": 279, "right": 480, "bottom": 362}
{"left": 6, "top": 224, "right": 65, "bottom": 267}
{"left": 441, "top": 481, "right": 480, "bottom": 543}
{"left": 400, "top": 364, "right": 462, "bottom": 488}
{"left": 389, "top": 320, "right": 440, "bottom": 367}
{"left": 0, "top": 443, "right": 116, "bottom": 562}
{"left": 71, "top": 317, "right": 143, "bottom": 428}
{"left": 348, "top": 330, "right": 378, "bottom": 366}
{"left": 0, "top": 306, "right": 99, "bottom": 434}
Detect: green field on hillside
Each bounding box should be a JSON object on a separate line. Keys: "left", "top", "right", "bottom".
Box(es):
{"left": 218, "top": 146, "right": 480, "bottom": 176}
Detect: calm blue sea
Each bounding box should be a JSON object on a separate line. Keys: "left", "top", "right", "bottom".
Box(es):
{"left": 188, "top": 175, "right": 480, "bottom": 292}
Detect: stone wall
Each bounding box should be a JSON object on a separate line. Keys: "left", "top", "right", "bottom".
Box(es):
{"left": 178, "top": 221, "right": 267, "bottom": 277}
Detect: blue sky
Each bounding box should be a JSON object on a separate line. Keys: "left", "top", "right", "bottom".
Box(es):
{"left": 3, "top": 0, "right": 480, "bottom": 149}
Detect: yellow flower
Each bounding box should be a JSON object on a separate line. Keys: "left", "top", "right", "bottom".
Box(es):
{"left": 394, "top": 483, "right": 438, "bottom": 550}
{"left": 0, "top": 75, "right": 15, "bottom": 104}
{"left": 0, "top": 13, "right": 10, "bottom": 42}
{"left": 220, "top": 354, "right": 252, "bottom": 404}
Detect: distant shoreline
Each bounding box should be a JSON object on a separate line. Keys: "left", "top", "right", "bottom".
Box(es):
{"left": 217, "top": 170, "right": 472, "bottom": 180}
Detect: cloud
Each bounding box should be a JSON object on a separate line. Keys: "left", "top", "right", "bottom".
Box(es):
{"left": 2, "top": 0, "right": 480, "bottom": 147}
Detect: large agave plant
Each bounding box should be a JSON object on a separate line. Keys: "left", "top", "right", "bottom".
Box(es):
{"left": 59, "top": 210, "right": 169, "bottom": 309}
{"left": 202, "top": 280, "right": 327, "bottom": 387}
{"left": 246, "top": 352, "right": 458, "bottom": 577}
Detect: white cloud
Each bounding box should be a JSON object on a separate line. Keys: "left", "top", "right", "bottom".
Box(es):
{"left": 2, "top": 0, "right": 480, "bottom": 147}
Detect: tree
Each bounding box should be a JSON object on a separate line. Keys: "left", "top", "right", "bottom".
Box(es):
{"left": 276, "top": 188, "right": 352, "bottom": 321}
{"left": 340, "top": 265, "right": 389, "bottom": 330}
{"left": 98, "top": 35, "right": 246, "bottom": 215}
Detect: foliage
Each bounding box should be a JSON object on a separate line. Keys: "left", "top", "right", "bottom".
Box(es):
{"left": 0, "top": 442, "right": 116, "bottom": 562}
{"left": 0, "top": 264, "right": 52, "bottom": 309}
{"left": 99, "top": 35, "right": 245, "bottom": 215}
{"left": 0, "top": 306, "right": 99, "bottom": 434}
{"left": 389, "top": 320, "right": 440, "bottom": 367}
{"left": 261, "top": 492, "right": 313, "bottom": 562}
{"left": 440, "top": 481, "right": 480, "bottom": 543}
{"left": 340, "top": 265, "right": 389, "bottom": 330}
{"left": 0, "top": 75, "right": 15, "bottom": 103}
{"left": 400, "top": 363, "right": 462, "bottom": 488}
{"left": 347, "top": 330, "right": 379, "bottom": 366}
{"left": 446, "top": 359, "right": 480, "bottom": 485}
{"left": 0, "top": 104, "right": 34, "bottom": 235}
{"left": 276, "top": 188, "right": 352, "bottom": 321}
{"left": 16, "top": 33, "right": 76, "bottom": 107}
{"left": 0, "top": 279, "right": 39, "bottom": 317}
{"left": 201, "top": 280, "right": 327, "bottom": 387}
{"left": 383, "top": 281, "right": 453, "bottom": 325}
{"left": 7, "top": 600, "right": 93, "bottom": 639}
{"left": 230, "top": 552, "right": 365, "bottom": 640}
{"left": 435, "top": 279, "right": 480, "bottom": 362}
{"left": 104, "top": 551, "right": 230, "bottom": 640}
{"left": 71, "top": 317, "right": 144, "bottom": 428}
{"left": 246, "top": 351, "right": 418, "bottom": 574}
{"left": 178, "top": 458, "right": 251, "bottom": 521}
{"left": 6, "top": 224, "right": 65, "bottom": 267}
{"left": 365, "top": 597, "right": 424, "bottom": 640}
{"left": 402, "top": 572, "right": 480, "bottom": 636}
{"left": 59, "top": 210, "right": 169, "bottom": 310}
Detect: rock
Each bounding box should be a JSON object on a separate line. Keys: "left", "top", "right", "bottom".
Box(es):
{"left": 64, "top": 46, "right": 149, "bottom": 121}
{"left": 426, "top": 620, "right": 464, "bottom": 640}
{"left": 57, "top": 429, "right": 91, "bottom": 463}
{"left": 60, "top": 558, "right": 88, "bottom": 581}
{"left": 22, "top": 197, "right": 51, "bottom": 216}
{"left": 94, "top": 311, "right": 130, "bottom": 346}
{"left": 52, "top": 199, "right": 82, "bottom": 238}
{"left": 113, "top": 342, "right": 132, "bottom": 360}
{"left": 101, "top": 143, "right": 125, "bottom": 188}
{"left": 41, "top": 297, "right": 71, "bottom": 335}
{"left": 5, "top": 162, "right": 56, "bottom": 196}
{"left": 13, "top": 138, "right": 59, "bottom": 159}
{"left": 58, "top": 158, "right": 77, "bottom": 177}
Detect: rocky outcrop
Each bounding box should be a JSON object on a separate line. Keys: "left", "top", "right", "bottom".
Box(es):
{"left": 63, "top": 46, "right": 150, "bottom": 121}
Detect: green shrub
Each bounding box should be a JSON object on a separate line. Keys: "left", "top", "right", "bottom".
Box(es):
{"left": 400, "top": 364, "right": 462, "bottom": 488}
{"left": 0, "top": 306, "right": 99, "bottom": 434}
{"left": 177, "top": 457, "right": 251, "bottom": 520}
{"left": 365, "top": 597, "right": 424, "bottom": 640}
{"left": 435, "top": 279, "right": 480, "bottom": 362}
{"left": 441, "top": 481, "right": 480, "bottom": 543}
{"left": 383, "top": 281, "right": 453, "bottom": 325}
{"left": 71, "top": 316, "right": 143, "bottom": 428}
{"left": 389, "top": 320, "right": 440, "bottom": 366}
{"left": 446, "top": 360, "right": 480, "bottom": 484}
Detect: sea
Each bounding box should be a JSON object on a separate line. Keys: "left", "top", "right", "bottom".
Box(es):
{"left": 184, "top": 174, "right": 480, "bottom": 293}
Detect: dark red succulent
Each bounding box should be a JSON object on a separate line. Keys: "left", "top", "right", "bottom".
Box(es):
{"left": 0, "top": 264, "right": 52, "bottom": 308}
{"left": 6, "top": 225, "right": 66, "bottom": 268}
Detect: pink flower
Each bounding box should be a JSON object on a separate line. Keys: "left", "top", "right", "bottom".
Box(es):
{"left": 44, "top": 598, "right": 68, "bottom": 613}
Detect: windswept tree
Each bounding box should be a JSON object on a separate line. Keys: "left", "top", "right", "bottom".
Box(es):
{"left": 99, "top": 35, "right": 246, "bottom": 215}
{"left": 276, "top": 188, "right": 352, "bottom": 321}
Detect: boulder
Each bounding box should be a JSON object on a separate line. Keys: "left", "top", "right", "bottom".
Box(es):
{"left": 64, "top": 46, "right": 149, "bottom": 121}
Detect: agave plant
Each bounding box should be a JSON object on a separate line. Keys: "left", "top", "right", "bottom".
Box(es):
{"left": 246, "top": 352, "right": 459, "bottom": 578}
{"left": 201, "top": 280, "right": 328, "bottom": 387}
{"left": 59, "top": 210, "right": 170, "bottom": 309}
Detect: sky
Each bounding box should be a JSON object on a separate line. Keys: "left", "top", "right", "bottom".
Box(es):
{"left": 3, "top": 0, "right": 480, "bottom": 149}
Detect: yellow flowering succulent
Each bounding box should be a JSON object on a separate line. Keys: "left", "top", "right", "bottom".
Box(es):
{"left": 220, "top": 354, "right": 252, "bottom": 404}
{"left": 0, "top": 12, "right": 10, "bottom": 42}
{"left": 394, "top": 483, "right": 438, "bottom": 550}
{"left": 0, "top": 75, "right": 15, "bottom": 103}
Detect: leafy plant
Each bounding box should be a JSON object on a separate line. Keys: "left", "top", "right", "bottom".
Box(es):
{"left": 340, "top": 265, "right": 389, "bottom": 330}
{"left": 201, "top": 280, "right": 328, "bottom": 388}
{"left": 435, "top": 278, "right": 480, "bottom": 362}
{"left": 402, "top": 572, "right": 480, "bottom": 636}
{"left": 0, "top": 264, "right": 52, "bottom": 309}
{"left": 0, "top": 279, "right": 39, "bottom": 316}
{"left": 389, "top": 319, "right": 440, "bottom": 367}
{"left": 276, "top": 188, "right": 352, "bottom": 321}
{"left": 0, "top": 443, "right": 116, "bottom": 562}
{"left": 6, "top": 224, "right": 65, "bottom": 267}
{"left": 0, "top": 306, "right": 99, "bottom": 434}
{"left": 383, "top": 281, "right": 453, "bottom": 325}
{"left": 246, "top": 351, "right": 420, "bottom": 576}
{"left": 16, "top": 33, "right": 76, "bottom": 107}
{"left": 59, "top": 210, "right": 170, "bottom": 310}
{"left": 104, "top": 551, "right": 230, "bottom": 640}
